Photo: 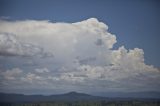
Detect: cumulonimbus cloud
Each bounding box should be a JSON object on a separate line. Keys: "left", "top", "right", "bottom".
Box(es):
{"left": 0, "top": 18, "right": 159, "bottom": 93}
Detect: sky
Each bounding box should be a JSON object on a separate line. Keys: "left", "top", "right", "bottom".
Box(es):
{"left": 0, "top": 0, "right": 160, "bottom": 95}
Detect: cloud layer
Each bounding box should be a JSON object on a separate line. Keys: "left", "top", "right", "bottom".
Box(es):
{"left": 0, "top": 18, "right": 159, "bottom": 94}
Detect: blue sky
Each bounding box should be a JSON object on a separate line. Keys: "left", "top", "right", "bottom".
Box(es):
{"left": 0, "top": 0, "right": 159, "bottom": 67}
{"left": 0, "top": 0, "right": 160, "bottom": 94}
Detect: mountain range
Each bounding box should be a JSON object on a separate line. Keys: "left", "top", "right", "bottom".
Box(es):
{"left": 0, "top": 91, "right": 160, "bottom": 103}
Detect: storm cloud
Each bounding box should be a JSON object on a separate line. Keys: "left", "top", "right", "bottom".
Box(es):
{"left": 0, "top": 18, "right": 159, "bottom": 94}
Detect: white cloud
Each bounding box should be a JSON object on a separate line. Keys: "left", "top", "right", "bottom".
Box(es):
{"left": 0, "top": 33, "right": 52, "bottom": 57}
{"left": 0, "top": 18, "right": 115, "bottom": 66}
{"left": 111, "top": 46, "right": 145, "bottom": 68}
{"left": 1, "top": 68, "right": 22, "bottom": 80}
{"left": 0, "top": 18, "right": 159, "bottom": 93}
{"left": 35, "top": 68, "right": 50, "bottom": 73}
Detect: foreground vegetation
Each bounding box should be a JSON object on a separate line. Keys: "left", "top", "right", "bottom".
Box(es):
{"left": 0, "top": 100, "right": 160, "bottom": 106}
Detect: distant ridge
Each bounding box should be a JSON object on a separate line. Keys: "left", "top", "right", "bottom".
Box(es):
{"left": 0, "top": 91, "right": 105, "bottom": 103}
{"left": 0, "top": 91, "right": 159, "bottom": 103}
{"left": 61, "top": 91, "right": 91, "bottom": 96}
